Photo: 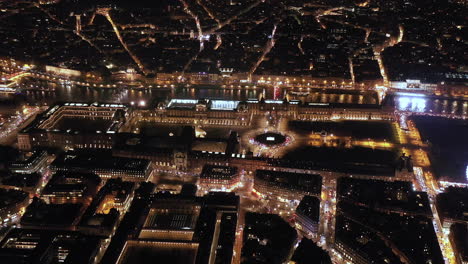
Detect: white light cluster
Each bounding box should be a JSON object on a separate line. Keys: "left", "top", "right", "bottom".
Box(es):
{"left": 397, "top": 96, "right": 427, "bottom": 112}
{"left": 211, "top": 100, "right": 239, "bottom": 110}
{"left": 265, "top": 100, "right": 283, "bottom": 104}
{"left": 167, "top": 99, "right": 198, "bottom": 108}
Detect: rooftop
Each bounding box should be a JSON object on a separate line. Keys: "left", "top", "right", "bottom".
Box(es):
{"left": 280, "top": 146, "right": 397, "bottom": 176}
{"left": 51, "top": 151, "right": 150, "bottom": 172}
{"left": 296, "top": 196, "right": 320, "bottom": 222}
{"left": 0, "top": 188, "right": 28, "bottom": 212}
{"left": 20, "top": 198, "right": 83, "bottom": 228}
{"left": 436, "top": 187, "right": 468, "bottom": 223}
{"left": 0, "top": 228, "right": 102, "bottom": 264}
{"left": 21, "top": 102, "right": 127, "bottom": 134}
{"left": 166, "top": 99, "right": 199, "bottom": 109}
{"left": 337, "top": 178, "right": 431, "bottom": 215}
{"left": 209, "top": 100, "right": 240, "bottom": 111}
{"left": 200, "top": 165, "right": 238, "bottom": 180}
{"left": 117, "top": 240, "right": 199, "bottom": 264}
{"left": 255, "top": 170, "right": 322, "bottom": 195}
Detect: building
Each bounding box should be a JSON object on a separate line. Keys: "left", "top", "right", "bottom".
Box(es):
{"left": 136, "top": 99, "right": 250, "bottom": 127}
{"left": 0, "top": 228, "right": 102, "bottom": 264}
{"left": 94, "top": 178, "right": 135, "bottom": 213}
{"left": 113, "top": 126, "right": 240, "bottom": 172}
{"left": 389, "top": 79, "right": 439, "bottom": 93}
{"left": 18, "top": 102, "right": 128, "bottom": 151}
{"left": 45, "top": 65, "right": 82, "bottom": 78}
{"left": 436, "top": 187, "right": 468, "bottom": 227}
{"left": 449, "top": 223, "right": 468, "bottom": 264}
{"left": 0, "top": 188, "right": 29, "bottom": 225}
{"left": 0, "top": 172, "right": 42, "bottom": 195}
{"left": 50, "top": 151, "right": 152, "bottom": 182}
{"left": 198, "top": 165, "right": 240, "bottom": 193}
{"left": 41, "top": 171, "right": 101, "bottom": 205}
{"left": 20, "top": 197, "right": 84, "bottom": 230}
{"left": 78, "top": 178, "right": 135, "bottom": 236}
{"left": 295, "top": 196, "right": 320, "bottom": 238}
{"left": 139, "top": 195, "right": 201, "bottom": 241}
{"left": 8, "top": 150, "right": 48, "bottom": 174}
{"left": 290, "top": 238, "right": 332, "bottom": 264}
{"left": 112, "top": 126, "right": 195, "bottom": 170}
{"left": 335, "top": 178, "right": 444, "bottom": 264}
{"left": 194, "top": 192, "right": 239, "bottom": 264}
{"left": 337, "top": 178, "right": 432, "bottom": 216}
{"left": 254, "top": 169, "right": 322, "bottom": 202}
{"left": 241, "top": 212, "right": 297, "bottom": 264}
{"left": 334, "top": 215, "right": 406, "bottom": 264}
{"left": 296, "top": 103, "right": 395, "bottom": 121}
{"left": 105, "top": 191, "right": 239, "bottom": 264}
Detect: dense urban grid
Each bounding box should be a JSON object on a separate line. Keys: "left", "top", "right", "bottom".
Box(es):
{"left": 0, "top": 0, "right": 466, "bottom": 263}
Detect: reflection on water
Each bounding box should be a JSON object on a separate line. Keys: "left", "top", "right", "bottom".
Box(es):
{"left": 18, "top": 81, "right": 379, "bottom": 106}
{"left": 395, "top": 95, "right": 467, "bottom": 115}
{"left": 9, "top": 80, "right": 468, "bottom": 117}
{"left": 397, "top": 96, "right": 427, "bottom": 112}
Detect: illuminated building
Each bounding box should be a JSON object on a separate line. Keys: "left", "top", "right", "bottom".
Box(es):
{"left": 296, "top": 103, "right": 395, "bottom": 121}
{"left": 198, "top": 165, "right": 240, "bottom": 193}
{"left": 0, "top": 229, "right": 102, "bottom": 263}
{"left": 95, "top": 178, "right": 135, "bottom": 213}
{"left": 79, "top": 179, "right": 134, "bottom": 237}
{"left": 139, "top": 195, "right": 201, "bottom": 241}
{"left": 436, "top": 187, "right": 468, "bottom": 228}
{"left": 334, "top": 215, "right": 403, "bottom": 264}
{"left": 0, "top": 172, "right": 42, "bottom": 195}
{"left": 0, "top": 188, "right": 29, "bottom": 225}
{"left": 112, "top": 126, "right": 194, "bottom": 170}
{"left": 253, "top": 170, "right": 322, "bottom": 202}
{"left": 8, "top": 150, "right": 48, "bottom": 174}
{"left": 45, "top": 65, "right": 82, "bottom": 78}
{"left": 109, "top": 192, "right": 239, "bottom": 264}
{"left": 188, "top": 72, "right": 220, "bottom": 84}
{"left": 18, "top": 102, "right": 128, "bottom": 151}
{"left": 41, "top": 171, "right": 101, "bottom": 205}
{"left": 113, "top": 127, "right": 240, "bottom": 171}
{"left": 136, "top": 99, "right": 250, "bottom": 126}
{"left": 20, "top": 198, "right": 84, "bottom": 230}
{"left": 155, "top": 72, "right": 179, "bottom": 84}
{"left": 194, "top": 192, "right": 239, "bottom": 264}
{"left": 17, "top": 100, "right": 396, "bottom": 155}
{"left": 449, "top": 223, "right": 468, "bottom": 264}
{"left": 50, "top": 151, "right": 152, "bottom": 182}
{"left": 295, "top": 196, "right": 320, "bottom": 238}
{"left": 117, "top": 240, "right": 199, "bottom": 264}
{"left": 334, "top": 238, "right": 370, "bottom": 264}
{"left": 242, "top": 212, "right": 297, "bottom": 264}
{"left": 389, "top": 79, "right": 438, "bottom": 93}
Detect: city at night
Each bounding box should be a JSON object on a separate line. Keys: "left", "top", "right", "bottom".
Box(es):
{"left": 0, "top": 0, "right": 466, "bottom": 263}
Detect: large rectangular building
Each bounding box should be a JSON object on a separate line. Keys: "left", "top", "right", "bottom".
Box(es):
{"left": 50, "top": 151, "right": 152, "bottom": 182}
{"left": 18, "top": 102, "right": 128, "bottom": 151}
{"left": 198, "top": 165, "right": 240, "bottom": 193}
{"left": 254, "top": 169, "right": 322, "bottom": 202}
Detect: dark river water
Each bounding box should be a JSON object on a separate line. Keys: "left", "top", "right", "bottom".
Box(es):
{"left": 1, "top": 81, "right": 467, "bottom": 116}
{"left": 20, "top": 83, "right": 377, "bottom": 106}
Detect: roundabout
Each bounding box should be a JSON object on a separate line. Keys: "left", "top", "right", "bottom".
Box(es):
{"left": 250, "top": 131, "right": 292, "bottom": 150}
{"left": 254, "top": 132, "right": 287, "bottom": 146}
